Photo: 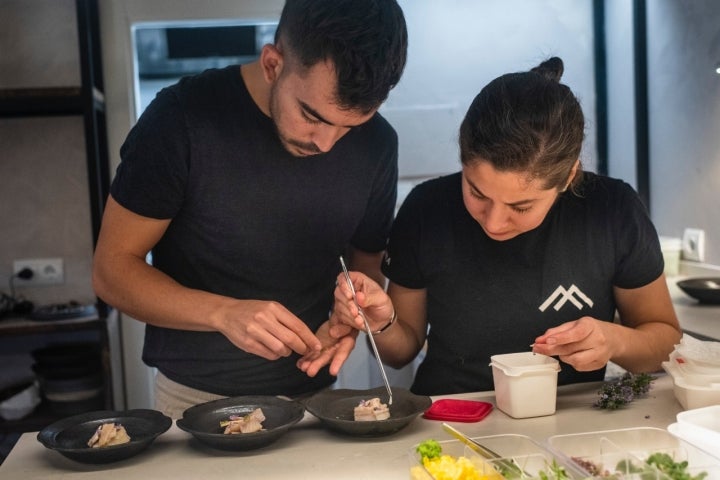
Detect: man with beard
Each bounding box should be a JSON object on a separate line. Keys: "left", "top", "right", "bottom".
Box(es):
{"left": 92, "top": 0, "right": 407, "bottom": 418}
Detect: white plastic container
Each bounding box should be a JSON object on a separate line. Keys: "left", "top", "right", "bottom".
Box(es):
{"left": 659, "top": 236, "right": 682, "bottom": 276}
{"left": 669, "top": 405, "right": 720, "bottom": 460}
{"left": 489, "top": 352, "right": 560, "bottom": 418}
{"left": 662, "top": 355, "right": 720, "bottom": 410}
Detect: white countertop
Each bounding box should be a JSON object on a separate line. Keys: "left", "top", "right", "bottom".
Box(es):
{"left": 0, "top": 375, "right": 686, "bottom": 480}
{"left": 1, "top": 263, "right": 715, "bottom": 479}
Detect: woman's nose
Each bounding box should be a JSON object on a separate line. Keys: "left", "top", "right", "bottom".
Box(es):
{"left": 482, "top": 203, "right": 507, "bottom": 233}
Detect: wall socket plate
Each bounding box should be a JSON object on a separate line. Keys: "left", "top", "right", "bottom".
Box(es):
{"left": 12, "top": 258, "right": 65, "bottom": 286}
{"left": 682, "top": 228, "right": 705, "bottom": 262}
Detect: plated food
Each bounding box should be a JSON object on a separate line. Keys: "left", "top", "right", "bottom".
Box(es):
{"left": 37, "top": 409, "right": 171, "bottom": 464}
{"left": 176, "top": 395, "right": 304, "bottom": 451}
{"left": 304, "top": 386, "right": 431, "bottom": 437}
{"left": 220, "top": 408, "right": 265, "bottom": 434}
{"left": 87, "top": 422, "right": 131, "bottom": 447}
{"left": 353, "top": 397, "right": 390, "bottom": 421}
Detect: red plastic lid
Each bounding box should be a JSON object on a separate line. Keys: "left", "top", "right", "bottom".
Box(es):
{"left": 423, "top": 399, "right": 493, "bottom": 422}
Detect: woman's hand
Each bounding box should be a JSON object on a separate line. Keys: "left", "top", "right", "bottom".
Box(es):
{"left": 296, "top": 320, "right": 358, "bottom": 377}
{"left": 531, "top": 317, "right": 616, "bottom": 371}
{"left": 329, "top": 271, "right": 395, "bottom": 339}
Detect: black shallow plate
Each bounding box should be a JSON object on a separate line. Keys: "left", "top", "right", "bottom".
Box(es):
{"left": 677, "top": 277, "right": 720, "bottom": 304}
{"left": 176, "top": 395, "right": 305, "bottom": 451}
{"left": 37, "top": 409, "right": 172, "bottom": 464}
{"left": 303, "top": 386, "right": 431, "bottom": 437}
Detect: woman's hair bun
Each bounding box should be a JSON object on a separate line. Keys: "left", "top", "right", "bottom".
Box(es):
{"left": 530, "top": 57, "right": 564, "bottom": 82}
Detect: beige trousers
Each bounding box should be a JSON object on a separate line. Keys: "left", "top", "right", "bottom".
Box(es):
{"left": 154, "top": 371, "right": 226, "bottom": 419}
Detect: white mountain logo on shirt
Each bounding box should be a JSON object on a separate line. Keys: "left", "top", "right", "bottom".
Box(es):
{"left": 539, "top": 284, "right": 594, "bottom": 312}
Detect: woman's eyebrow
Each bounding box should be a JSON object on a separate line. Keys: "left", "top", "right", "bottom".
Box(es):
{"left": 466, "top": 177, "right": 537, "bottom": 207}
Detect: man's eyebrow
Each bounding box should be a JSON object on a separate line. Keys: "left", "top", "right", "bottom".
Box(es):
{"left": 299, "top": 101, "right": 334, "bottom": 125}
{"left": 299, "top": 101, "right": 357, "bottom": 128}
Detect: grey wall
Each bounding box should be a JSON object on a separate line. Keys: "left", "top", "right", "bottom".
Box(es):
{"left": 385, "top": 0, "right": 597, "bottom": 179}
{"left": 0, "top": 0, "right": 95, "bottom": 307}
{"left": 605, "top": 0, "right": 637, "bottom": 186}
{"left": 647, "top": 0, "right": 720, "bottom": 264}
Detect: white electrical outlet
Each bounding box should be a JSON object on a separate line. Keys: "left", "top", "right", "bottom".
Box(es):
{"left": 682, "top": 228, "right": 705, "bottom": 262}
{"left": 12, "top": 258, "right": 65, "bottom": 286}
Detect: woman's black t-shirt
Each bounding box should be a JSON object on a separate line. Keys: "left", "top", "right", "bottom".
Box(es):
{"left": 382, "top": 172, "right": 663, "bottom": 395}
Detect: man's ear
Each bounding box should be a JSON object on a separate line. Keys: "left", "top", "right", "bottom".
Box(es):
{"left": 260, "top": 43, "right": 283, "bottom": 83}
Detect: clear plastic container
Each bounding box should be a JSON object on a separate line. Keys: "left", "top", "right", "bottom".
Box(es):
{"left": 409, "top": 433, "right": 587, "bottom": 480}
{"left": 547, "top": 427, "right": 720, "bottom": 480}
{"left": 490, "top": 352, "right": 560, "bottom": 418}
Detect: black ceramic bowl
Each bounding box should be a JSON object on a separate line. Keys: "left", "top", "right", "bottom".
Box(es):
{"left": 303, "top": 386, "right": 431, "bottom": 437}
{"left": 37, "top": 409, "right": 172, "bottom": 464}
{"left": 31, "top": 342, "right": 101, "bottom": 366}
{"left": 677, "top": 277, "right": 720, "bottom": 304}
{"left": 176, "top": 395, "right": 305, "bottom": 451}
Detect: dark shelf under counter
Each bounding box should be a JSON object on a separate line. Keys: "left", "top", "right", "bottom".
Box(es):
{"left": 0, "top": 401, "right": 70, "bottom": 435}
{"left": 0, "top": 313, "right": 114, "bottom": 434}
{"left": 0, "top": 312, "right": 102, "bottom": 336}
{"left": 0, "top": 86, "right": 105, "bottom": 117}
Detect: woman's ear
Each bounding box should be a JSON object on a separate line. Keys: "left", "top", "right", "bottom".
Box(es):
{"left": 564, "top": 159, "right": 580, "bottom": 190}
{"left": 259, "top": 43, "right": 283, "bottom": 83}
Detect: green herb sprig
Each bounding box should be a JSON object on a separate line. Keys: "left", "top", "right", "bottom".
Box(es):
{"left": 537, "top": 459, "right": 572, "bottom": 480}
{"left": 617, "top": 452, "right": 708, "bottom": 480}
{"left": 594, "top": 372, "right": 655, "bottom": 409}
{"left": 416, "top": 439, "right": 442, "bottom": 461}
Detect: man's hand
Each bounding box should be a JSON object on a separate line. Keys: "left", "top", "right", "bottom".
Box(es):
{"left": 215, "top": 300, "right": 322, "bottom": 361}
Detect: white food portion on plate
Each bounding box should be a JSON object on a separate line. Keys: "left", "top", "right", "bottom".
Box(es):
{"left": 354, "top": 397, "right": 390, "bottom": 421}
{"left": 220, "top": 408, "right": 266, "bottom": 434}
{"left": 87, "top": 422, "right": 131, "bottom": 448}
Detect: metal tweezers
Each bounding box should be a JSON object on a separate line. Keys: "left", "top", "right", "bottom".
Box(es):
{"left": 339, "top": 256, "right": 393, "bottom": 405}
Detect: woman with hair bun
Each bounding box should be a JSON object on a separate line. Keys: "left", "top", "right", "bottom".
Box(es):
{"left": 301, "top": 57, "right": 681, "bottom": 396}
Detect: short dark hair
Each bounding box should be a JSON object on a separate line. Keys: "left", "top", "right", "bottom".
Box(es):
{"left": 459, "top": 57, "right": 585, "bottom": 191}
{"left": 275, "top": 0, "right": 408, "bottom": 113}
